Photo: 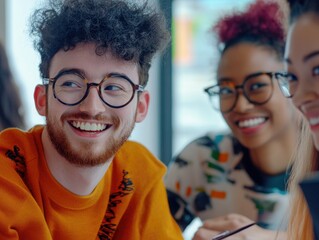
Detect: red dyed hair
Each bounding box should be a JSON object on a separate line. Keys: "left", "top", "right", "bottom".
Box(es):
{"left": 213, "top": 0, "right": 285, "bottom": 49}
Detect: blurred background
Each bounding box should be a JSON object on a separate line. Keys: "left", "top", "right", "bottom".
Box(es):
{"left": 0, "top": 0, "right": 254, "bottom": 165}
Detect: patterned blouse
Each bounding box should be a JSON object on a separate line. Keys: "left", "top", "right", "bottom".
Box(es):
{"left": 165, "top": 132, "right": 290, "bottom": 231}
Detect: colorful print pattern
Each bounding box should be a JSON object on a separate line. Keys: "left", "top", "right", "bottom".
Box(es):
{"left": 165, "top": 132, "right": 290, "bottom": 231}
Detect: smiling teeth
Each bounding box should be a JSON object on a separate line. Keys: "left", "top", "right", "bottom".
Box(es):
{"left": 72, "top": 121, "right": 107, "bottom": 131}
{"left": 238, "top": 118, "right": 266, "bottom": 128}
{"left": 309, "top": 117, "right": 319, "bottom": 126}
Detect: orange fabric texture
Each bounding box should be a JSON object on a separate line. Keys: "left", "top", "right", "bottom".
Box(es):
{"left": 0, "top": 126, "right": 182, "bottom": 240}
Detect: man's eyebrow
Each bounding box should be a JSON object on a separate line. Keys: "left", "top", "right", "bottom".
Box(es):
{"left": 55, "top": 68, "right": 86, "bottom": 76}
{"left": 107, "top": 72, "right": 130, "bottom": 78}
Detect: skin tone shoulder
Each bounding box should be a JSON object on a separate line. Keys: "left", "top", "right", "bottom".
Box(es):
{"left": 285, "top": 14, "right": 319, "bottom": 150}
{"left": 34, "top": 42, "right": 150, "bottom": 196}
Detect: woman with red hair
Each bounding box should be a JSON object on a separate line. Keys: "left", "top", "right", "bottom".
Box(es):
{"left": 166, "top": 1, "right": 298, "bottom": 239}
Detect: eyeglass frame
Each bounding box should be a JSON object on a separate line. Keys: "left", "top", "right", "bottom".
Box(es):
{"left": 42, "top": 70, "right": 145, "bottom": 108}
{"left": 275, "top": 71, "right": 298, "bottom": 98}
{"left": 203, "top": 71, "right": 288, "bottom": 113}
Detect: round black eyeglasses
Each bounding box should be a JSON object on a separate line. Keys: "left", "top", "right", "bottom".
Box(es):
{"left": 43, "top": 71, "right": 144, "bottom": 108}
{"left": 204, "top": 72, "right": 288, "bottom": 113}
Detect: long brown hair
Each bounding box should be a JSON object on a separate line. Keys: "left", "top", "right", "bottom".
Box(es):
{"left": 287, "top": 117, "right": 318, "bottom": 239}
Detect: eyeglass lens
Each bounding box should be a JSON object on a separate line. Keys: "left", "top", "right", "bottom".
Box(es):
{"left": 53, "top": 73, "right": 136, "bottom": 107}
{"left": 210, "top": 73, "right": 273, "bottom": 113}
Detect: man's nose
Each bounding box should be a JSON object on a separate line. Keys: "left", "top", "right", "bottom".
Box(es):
{"left": 79, "top": 85, "right": 106, "bottom": 115}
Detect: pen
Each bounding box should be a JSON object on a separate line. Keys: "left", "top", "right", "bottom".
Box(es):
{"left": 211, "top": 222, "right": 256, "bottom": 240}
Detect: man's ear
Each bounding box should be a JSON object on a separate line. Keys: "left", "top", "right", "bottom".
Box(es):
{"left": 34, "top": 84, "right": 47, "bottom": 116}
{"left": 135, "top": 91, "right": 150, "bottom": 123}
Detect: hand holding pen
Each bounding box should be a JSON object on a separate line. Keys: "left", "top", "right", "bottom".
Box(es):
{"left": 211, "top": 222, "right": 256, "bottom": 240}
{"left": 192, "top": 213, "right": 287, "bottom": 240}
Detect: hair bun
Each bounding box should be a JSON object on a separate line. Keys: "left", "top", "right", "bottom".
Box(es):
{"left": 213, "top": 0, "right": 285, "bottom": 46}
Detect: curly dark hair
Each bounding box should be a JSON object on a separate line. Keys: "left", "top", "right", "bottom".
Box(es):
{"left": 0, "top": 42, "right": 25, "bottom": 130}
{"left": 29, "top": 0, "right": 170, "bottom": 86}
{"left": 286, "top": 0, "right": 319, "bottom": 23}
{"left": 213, "top": 0, "right": 286, "bottom": 60}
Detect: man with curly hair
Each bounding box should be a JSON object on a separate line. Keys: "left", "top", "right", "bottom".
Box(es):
{"left": 0, "top": 0, "right": 183, "bottom": 239}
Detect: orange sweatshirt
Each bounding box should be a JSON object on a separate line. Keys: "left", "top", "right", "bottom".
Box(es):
{"left": 0, "top": 126, "right": 182, "bottom": 239}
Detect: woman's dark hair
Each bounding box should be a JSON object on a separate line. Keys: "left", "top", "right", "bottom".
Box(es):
{"left": 286, "top": 0, "right": 319, "bottom": 23}
{"left": 30, "top": 0, "right": 170, "bottom": 86}
{"left": 0, "top": 42, "right": 25, "bottom": 130}
{"left": 213, "top": 0, "right": 286, "bottom": 60}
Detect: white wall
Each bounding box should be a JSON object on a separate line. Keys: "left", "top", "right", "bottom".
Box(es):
{"left": 6, "top": 0, "right": 159, "bottom": 157}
